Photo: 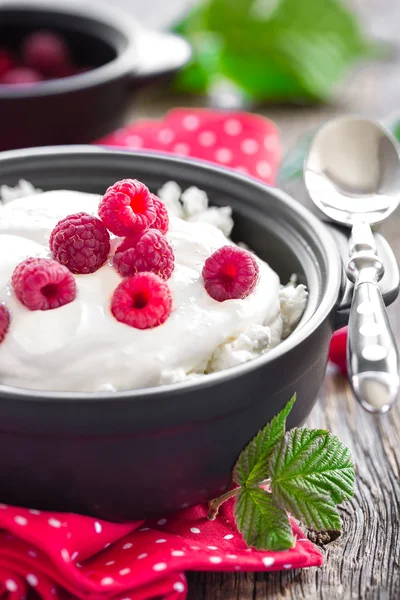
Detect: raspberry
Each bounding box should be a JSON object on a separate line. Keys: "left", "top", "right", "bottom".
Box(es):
{"left": 113, "top": 229, "right": 174, "bottom": 279}
{"left": 49, "top": 212, "right": 110, "bottom": 275}
{"left": 202, "top": 246, "right": 259, "bottom": 302}
{"left": 98, "top": 179, "right": 156, "bottom": 237}
{"left": 21, "top": 30, "right": 70, "bottom": 78}
{"left": 0, "top": 304, "right": 10, "bottom": 343}
{"left": 12, "top": 258, "right": 76, "bottom": 311}
{"left": 111, "top": 272, "right": 172, "bottom": 329}
{"left": 329, "top": 326, "right": 348, "bottom": 375}
{"left": 151, "top": 193, "right": 169, "bottom": 234}
{"left": 1, "top": 67, "right": 42, "bottom": 85}
{"left": 0, "top": 49, "right": 14, "bottom": 77}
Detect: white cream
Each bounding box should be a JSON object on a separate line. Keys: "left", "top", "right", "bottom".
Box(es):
{"left": 0, "top": 189, "right": 301, "bottom": 393}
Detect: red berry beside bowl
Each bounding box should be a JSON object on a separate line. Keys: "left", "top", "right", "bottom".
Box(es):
{"left": 328, "top": 326, "right": 348, "bottom": 375}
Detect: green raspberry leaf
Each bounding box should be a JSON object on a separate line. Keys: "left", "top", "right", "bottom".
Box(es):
{"left": 234, "top": 486, "right": 294, "bottom": 551}
{"left": 233, "top": 395, "right": 296, "bottom": 487}
{"left": 269, "top": 428, "right": 355, "bottom": 530}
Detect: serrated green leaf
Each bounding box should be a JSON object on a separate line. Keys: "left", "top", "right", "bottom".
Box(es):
{"left": 269, "top": 428, "right": 355, "bottom": 530}
{"left": 234, "top": 486, "right": 294, "bottom": 551}
{"left": 233, "top": 394, "right": 296, "bottom": 487}
{"left": 274, "top": 486, "right": 341, "bottom": 531}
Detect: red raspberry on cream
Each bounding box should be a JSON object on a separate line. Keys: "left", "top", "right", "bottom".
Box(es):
{"left": 111, "top": 272, "right": 172, "bottom": 329}
{"left": 202, "top": 246, "right": 259, "bottom": 302}
{"left": 98, "top": 179, "right": 156, "bottom": 236}
{"left": 12, "top": 257, "right": 77, "bottom": 311}
{"left": 113, "top": 229, "right": 175, "bottom": 280}
{"left": 50, "top": 212, "right": 110, "bottom": 275}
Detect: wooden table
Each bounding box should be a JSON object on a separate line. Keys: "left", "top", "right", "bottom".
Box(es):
{"left": 123, "top": 1, "right": 400, "bottom": 597}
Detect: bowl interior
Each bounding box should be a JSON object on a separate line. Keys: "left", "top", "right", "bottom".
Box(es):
{"left": 0, "top": 7, "right": 126, "bottom": 73}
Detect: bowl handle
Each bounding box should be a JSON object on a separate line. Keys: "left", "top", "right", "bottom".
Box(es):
{"left": 326, "top": 223, "right": 400, "bottom": 329}
{"left": 130, "top": 28, "right": 192, "bottom": 85}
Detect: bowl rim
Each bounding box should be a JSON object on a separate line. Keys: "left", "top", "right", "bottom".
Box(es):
{"left": 0, "top": 145, "right": 343, "bottom": 402}
{"left": 0, "top": 0, "right": 140, "bottom": 98}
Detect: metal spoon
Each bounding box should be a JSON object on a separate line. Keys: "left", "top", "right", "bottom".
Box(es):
{"left": 304, "top": 115, "right": 400, "bottom": 414}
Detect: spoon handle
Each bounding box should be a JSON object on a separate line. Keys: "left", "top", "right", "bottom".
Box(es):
{"left": 346, "top": 222, "right": 399, "bottom": 413}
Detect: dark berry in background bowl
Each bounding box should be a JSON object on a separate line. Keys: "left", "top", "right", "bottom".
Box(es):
{"left": 1, "top": 66, "right": 43, "bottom": 85}
{"left": 0, "top": 29, "right": 92, "bottom": 85}
{"left": 21, "top": 30, "right": 72, "bottom": 78}
{"left": 0, "top": 0, "right": 191, "bottom": 151}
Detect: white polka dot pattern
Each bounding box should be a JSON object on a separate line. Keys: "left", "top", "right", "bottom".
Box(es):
{"left": 224, "top": 119, "right": 243, "bottom": 136}
{"left": 256, "top": 160, "right": 272, "bottom": 178}
{"left": 98, "top": 108, "right": 280, "bottom": 186}
{"left": 182, "top": 115, "right": 200, "bottom": 131}
{"left": 5, "top": 579, "right": 18, "bottom": 592}
{"left": 174, "top": 581, "right": 185, "bottom": 592}
{"left": 173, "top": 143, "right": 190, "bottom": 156}
{"left": 198, "top": 130, "right": 217, "bottom": 147}
{"left": 26, "top": 574, "right": 38, "bottom": 587}
{"left": 123, "top": 542, "right": 133, "bottom": 550}
{"left": 61, "top": 548, "right": 70, "bottom": 562}
{"left": 94, "top": 521, "right": 102, "bottom": 533}
{"left": 48, "top": 518, "right": 62, "bottom": 528}
{"left": 158, "top": 128, "right": 175, "bottom": 144}
{"left": 241, "top": 138, "right": 259, "bottom": 155}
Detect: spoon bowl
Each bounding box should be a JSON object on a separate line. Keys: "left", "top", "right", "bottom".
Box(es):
{"left": 304, "top": 116, "right": 400, "bottom": 226}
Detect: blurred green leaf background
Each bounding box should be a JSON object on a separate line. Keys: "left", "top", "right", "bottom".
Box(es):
{"left": 173, "top": 0, "right": 374, "bottom": 104}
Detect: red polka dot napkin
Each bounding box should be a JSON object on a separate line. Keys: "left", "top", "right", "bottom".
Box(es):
{"left": 0, "top": 498, "right": 322, "bottom": 600}
{"left": 0, "top": 110, "right": 324, "bottom": 600}
{"left": 98, "top": 108, "right": 281, "bottom": 185}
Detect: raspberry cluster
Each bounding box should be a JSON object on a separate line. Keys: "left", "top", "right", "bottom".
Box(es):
{"left": 0, "top": 179, "right": 173, "bottom": 342}
{"left": 1, "top": 178, "right": 260, "bottom": 346}
{"left": 98, "top": 179, "right": 174, "bottom": 328}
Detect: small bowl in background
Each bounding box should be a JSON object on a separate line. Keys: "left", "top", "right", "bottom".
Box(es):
{"left": 0, "top": 0, "right": 191, "bottom": 151}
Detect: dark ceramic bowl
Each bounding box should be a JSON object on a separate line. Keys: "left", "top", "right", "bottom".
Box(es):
{"left": 0, "top": 0, "right": 191, "bottom": 151}
{"left": 0, "top": 146, "right": 398, "bottom": 521}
